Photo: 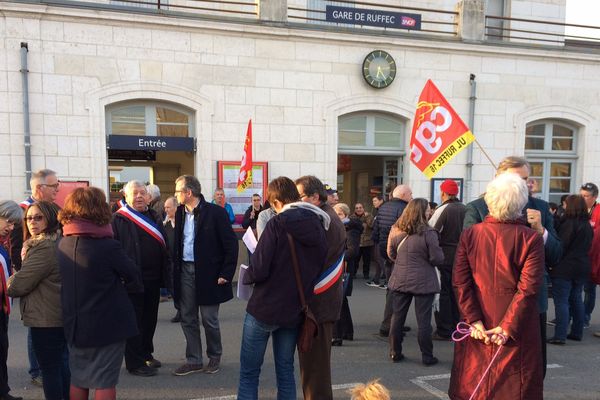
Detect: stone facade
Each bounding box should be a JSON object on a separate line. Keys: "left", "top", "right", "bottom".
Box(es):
{"left": 0, "top": 0, "right": 598, "bottom": 202}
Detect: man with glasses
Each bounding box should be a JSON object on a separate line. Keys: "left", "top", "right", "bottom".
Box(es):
{"left": 580, "top": 183, "right": 600, "bottom": 333}
{"left": 463, "top": 156, "right": 561, "bottom": 378}
{"left": 13, "top": 168, "right": 60, "bottom": 388}
{"left": 171, "top": 175, "right": 238, "bottom": 376}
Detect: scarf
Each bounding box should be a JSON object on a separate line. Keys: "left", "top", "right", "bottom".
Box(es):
{"left": 62, "top": 218, "right": 114, "bottom": 238}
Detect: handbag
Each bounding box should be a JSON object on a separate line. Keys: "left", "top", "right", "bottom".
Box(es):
{"left": 286, "top": 233, "right": 319, "bottom": 353}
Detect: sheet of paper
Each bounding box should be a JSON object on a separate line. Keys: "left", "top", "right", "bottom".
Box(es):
{"left": 242, "top": 227, "right": 258, "bottom": 254}
{"left": 237, "top": 263, "right": 253, "bottom": 301}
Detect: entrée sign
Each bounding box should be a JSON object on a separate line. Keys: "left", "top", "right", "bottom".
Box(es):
{"left": 108, "top": 135, "right": 195, "bottom": 151}
{"left": 326, "top": 6, "right": 421, "bottom": 30}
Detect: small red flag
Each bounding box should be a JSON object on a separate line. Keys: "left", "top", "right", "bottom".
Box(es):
{"left": 409, "top": 80, "right": 474, "bottom": 178}
{"left": 237, "top": 119, "right": 253, "bottom": 192}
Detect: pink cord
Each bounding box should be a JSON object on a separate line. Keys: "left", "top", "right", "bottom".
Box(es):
{"left": 451, "top": 322, "right": 507, "bottom": 400}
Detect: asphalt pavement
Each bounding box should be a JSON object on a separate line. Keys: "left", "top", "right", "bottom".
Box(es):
{"left": 7, "top": 279, "right": 600, "bottom": 399}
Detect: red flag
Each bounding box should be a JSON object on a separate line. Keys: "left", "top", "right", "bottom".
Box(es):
{"left": 237, "top": 119, "right": 253, "bottom": 192}
{"left": 409, "top": 80, "right": 475, "bottom": 178}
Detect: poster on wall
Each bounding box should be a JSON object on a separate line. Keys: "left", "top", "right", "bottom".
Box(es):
{"left": 430, "top": 178, "right": 463, "bottom": 206}
{"left": 54, "top": 181, "right": 90, "bottom": 208}
{"left": 217, "top": 161, "right": 268, "bottom": 229}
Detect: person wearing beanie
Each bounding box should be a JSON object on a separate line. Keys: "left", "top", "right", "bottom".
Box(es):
{"left": 428, "top": 179, "right": 466, "bottom": 340}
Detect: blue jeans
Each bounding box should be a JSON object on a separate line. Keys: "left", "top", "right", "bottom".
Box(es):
{"left": 30, "top": 327, "right": 70, "bottom": 400}
{"left": 237, "top": 313, "right": 298, "bottom": 400}
{"left": 552, "top": 278, "right": 584, "bottom": 340}
{"left": 28, "top": 328, "right": 40, "bottom": 379}
{"left": 584, "top": 280, "right": 596, "bottom": 325}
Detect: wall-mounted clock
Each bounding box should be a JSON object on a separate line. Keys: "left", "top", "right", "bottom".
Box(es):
{"left": 362, "top": 50, "right": 396, "bottom": 89}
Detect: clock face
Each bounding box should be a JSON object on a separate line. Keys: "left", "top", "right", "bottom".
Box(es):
{"left": 362, "top": 50, "right": 396, "bottom": 89}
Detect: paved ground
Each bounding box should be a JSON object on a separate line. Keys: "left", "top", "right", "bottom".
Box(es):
{"left": 7, "top": 280, "right": 600, "bottom": 399}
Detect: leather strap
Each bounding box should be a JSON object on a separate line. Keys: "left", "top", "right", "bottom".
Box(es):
{"left": 286, "top": 233, "right": 307, "bottom": 308}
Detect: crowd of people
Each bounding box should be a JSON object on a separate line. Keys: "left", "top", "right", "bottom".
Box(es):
{"left": 0, "top": 155, "right": 599, "bottom": 399}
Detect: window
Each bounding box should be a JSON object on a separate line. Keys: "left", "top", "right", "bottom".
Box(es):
{"left": 338, "top": 113, "right": 405, "bottom": 153}
{"left": 107, "top": 101, "right": 193, "bottom": 137}
{"left": 525, "top": 120, "right": 577, "bottom": 203}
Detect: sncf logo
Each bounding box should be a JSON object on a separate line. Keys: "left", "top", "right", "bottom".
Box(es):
{"left": 401, "top": 17, "right": 416, "bottom": 27}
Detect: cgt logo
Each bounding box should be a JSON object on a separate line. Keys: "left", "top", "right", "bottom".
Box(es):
{"left": 401, "top": 16, "right": 416, "bottom": 27}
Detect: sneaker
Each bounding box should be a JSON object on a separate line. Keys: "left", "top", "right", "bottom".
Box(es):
{"left": 31, "top": 376, "right": 43, "bottom": 387}
{"left": 584, "top": 322, "right": 590, "bottom": 329}
{"left": 378, "top": 283, "right": 387, "bottom": 290}
{"left": 365, "top": 281, "right": 379, "bottom": 287}
{"left": 594, "top": 331, "right": 600, "bottom": 338}
{"left": 547, "top": 319, "right": 556, "bottom": 326}
{"left": 129, "top": 365, "right": 157, "bottom": 377}
{"left": 203, "top": 358, "right": 220, "bottom": 374}
{"left": 173, "top": 363, "right": 203, "bottom": 376}
{"left": 146, "top": 358, "right": 162, "bottom": 368}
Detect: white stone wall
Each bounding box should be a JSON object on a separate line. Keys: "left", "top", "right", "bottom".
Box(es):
{"left": 1, "top": 1, "right": 599, "bottom": 203}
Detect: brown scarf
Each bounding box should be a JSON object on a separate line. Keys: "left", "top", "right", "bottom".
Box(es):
{"left": 62, "top": 219, "right": 113, "bottom": 238}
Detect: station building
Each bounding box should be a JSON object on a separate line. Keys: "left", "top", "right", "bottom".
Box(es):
{"left": 1, "top": 0, "right": 599, "bottom": 215}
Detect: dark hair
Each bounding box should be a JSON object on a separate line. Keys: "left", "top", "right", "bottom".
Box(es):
{"left": 564, "top": 195, "right": 589, "bottom": 219}
{"left": 295, "top": 175, "right": 327, "bottom": 203}
{"left": 394, "top": 198, "right": 429, "bottom": 235}
{"left": 560, "top": 194, "right": 568, "bottom": 204}
{"left": 59, "top": 187, "right": 112, "bottom": 226}
{"left": 373, "top": 194, "right": 385, "bottom": 202}
{"left": 252, "top": 193, "right": 261, "bottom": 199}
{"left": 176, "top": 175, "right": 202, "bottom": 197}
{"left": 23, "top": 201, "right": 61, "bottom": 240}
{"left": 429, "top": 201, "right": 438, "bottom": 211}
{"left": 548, "top": 202, "right": 558, "bottom": 212}
{"left": 581, "top": 182, "right": 599, "bottom": 198}
{"left": 267, "top": 177, "right": 300, "bottom": 206}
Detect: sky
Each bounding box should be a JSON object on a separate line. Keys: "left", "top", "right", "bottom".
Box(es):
{"left": 565, "top": 0, "right": 600, "bottom": 40}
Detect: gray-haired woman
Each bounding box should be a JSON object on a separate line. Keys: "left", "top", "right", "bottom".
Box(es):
{"left": 0, "top": 200, "right": 23, "bottom": 400}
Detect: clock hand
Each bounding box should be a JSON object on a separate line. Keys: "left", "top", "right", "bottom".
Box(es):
{"left": 376, "top": 66, "right": 385, "bottom": 79}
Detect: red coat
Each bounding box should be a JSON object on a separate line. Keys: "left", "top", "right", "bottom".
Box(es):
{"left": 449, "top": 217, "right": 545, "bottom": 400}
{"left": 589, "top": 204, "right": 600, "bottom": 284}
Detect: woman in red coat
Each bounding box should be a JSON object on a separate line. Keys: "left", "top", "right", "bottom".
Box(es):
{"left": 449, "top": 173, "right": 545, "bottom": 400}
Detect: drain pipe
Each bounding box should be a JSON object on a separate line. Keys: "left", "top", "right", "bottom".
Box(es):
{"left": 20, "top": 42, "right": 32, "bottom": 194}
{"left": 465, "top": 73, "right": 476, "bottom": 202}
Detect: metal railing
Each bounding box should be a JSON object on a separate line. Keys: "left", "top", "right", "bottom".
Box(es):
{"left": 287, "top": 0, "right": 458, "bottom": 37}
{"left": 41, "top": 0, "right": 257, "bottom": 18}
{"left": 485, "top": 15, "right": 600, "bottom": 48}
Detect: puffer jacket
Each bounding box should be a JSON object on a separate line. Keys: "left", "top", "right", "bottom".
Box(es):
{"left": 372, "top": 199, "right": 408, "bottom": 253}
{"left": 386, "top": 226, "right": 444, "bottom": 294}
{"left": 7, "top": 232, "right": 62, "bottom": 327}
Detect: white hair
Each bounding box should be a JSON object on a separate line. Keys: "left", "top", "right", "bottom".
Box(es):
{"left": 146, "top": 184, "right": 161, "bottom": 200}
{"left": 123, "top": 180, "right": 147, "bottom": 196}
{"left": 484, "top": 173, "right": 528, "bottom": 221}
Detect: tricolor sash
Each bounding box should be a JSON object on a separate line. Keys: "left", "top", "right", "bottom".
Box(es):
{"left": 117, "top": 199, "right": 127, "bottom": 208}
{"left": 116, "top": 205, "right": 166, "bottom": 247}
{"left": 0, "top": 246, "right": 11, "bottom": 315}
{"left": 313, "top": 253, "right": 345, "bottom": 295}
{"left": 20, "top": 196, "right": 35, "bottom": 210}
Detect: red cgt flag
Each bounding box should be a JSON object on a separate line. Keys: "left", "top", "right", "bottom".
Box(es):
{"left": 237, "top": 119, "right": 253, "bottom": 192}
{"left": 409, "top": 80, "right": 475, "bottom": 179}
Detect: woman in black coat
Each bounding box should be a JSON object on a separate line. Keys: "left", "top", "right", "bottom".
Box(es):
{"left": 332, "top": 203, "right": 362, "bottom": 346}
{"left": 548, "top": 195, "right": 593, "bottom": 344}
{"left": 57, "top": 187, "right": 142, "bottom": 400}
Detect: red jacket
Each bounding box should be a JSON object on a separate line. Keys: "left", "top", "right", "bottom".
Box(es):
{"left": 449, "top": 217, "right": 544, "bottom": 400}
{"left": 589, "top": 204, "right": 600, "bottom": 284}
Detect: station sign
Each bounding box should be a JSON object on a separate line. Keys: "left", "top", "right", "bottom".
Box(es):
{"left": 108, "top": 135, "right": 195, "bottom": 151}
{"left": 326, "top": 6, "right": 421, "bottom": 30}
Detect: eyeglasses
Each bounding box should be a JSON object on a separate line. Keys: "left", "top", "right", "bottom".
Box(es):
{"left": 41, "top": 183, "right": 60, "bottom": 189}
{"left": 25, "top": 215, "right": 44, "bottom": 222}
{"left": 581, "top": 183, "right": 597, "bottom": 191}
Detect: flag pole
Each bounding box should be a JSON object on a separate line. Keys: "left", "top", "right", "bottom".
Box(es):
{"left": 473, "top": 138, "right": 497, "bottom": 170}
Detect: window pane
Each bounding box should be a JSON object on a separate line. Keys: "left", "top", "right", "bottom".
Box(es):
{"left": 525, "top": 124, "right": 545, "bottom": 136}
{"left": 525, "top": 137, "right": 544, "bottom": 150}
{"left": 111, "top": 106, "right": 145, "bottom": 135}
{"left": 158, "top": 125, "right": 189, "bottom": 137}
{"left": 156, "top": 107, "right": 188, "bottom": 124}
{"left": 552, "top": 125, "right": 573, "bottom": 138}
{"left": 552, "top": 137, "right": 573, "bottom": 151}
{"left": 530, "top": 162, "right": 544, "bottom": 177}
{"left": 549, "top": 178, "right": 571, "bottom": 193}
{"left": 550, "top": 162, "right": 571, "bottom": 177}
{"left": 374, "top": 117, "right": 402, "bottom": 147}
{"left": 339, "top": 116, "right": 367, "bottom": 147}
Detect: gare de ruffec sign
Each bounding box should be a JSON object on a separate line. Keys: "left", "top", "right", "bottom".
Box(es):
{"left": 325, "top": 6, "right": 422, "bottom": 30}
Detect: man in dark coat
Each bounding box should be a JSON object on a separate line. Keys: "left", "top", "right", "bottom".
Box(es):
{"left": 428, "top": 179, "right": 466, "bottom": 340}
{"left": 463, "top": 156, "right": 561, "bottom": 378}
{"left": 112, "top": 180, "right": 171, "bottom": 377}
{"left": 172, "top": 175, "right": 238, "bottom": 376}
{"left": 295, "top": 176, "right": 346, "bottom": 400}
{"left": 371, "top": 184, "right": 412, "bottom": 336}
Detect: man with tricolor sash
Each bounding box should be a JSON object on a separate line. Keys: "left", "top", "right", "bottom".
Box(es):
{"left": 112, "top": 180, "right": 171, "bottom": 378}
{"left": 295, "top": 175, "right": 346, "bottom": 400}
